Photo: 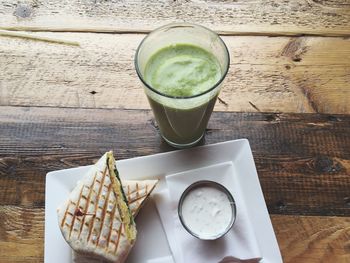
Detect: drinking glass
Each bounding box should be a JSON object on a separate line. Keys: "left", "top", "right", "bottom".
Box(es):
{"left": 135, "top": 23, "right": 230, "bottom": 148}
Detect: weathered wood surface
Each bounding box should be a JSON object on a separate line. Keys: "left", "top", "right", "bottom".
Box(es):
{"left": 1, "top": 33, "right": 349, "bottom": 114}
{"left": 0, "top": 206, "right": 349, "bottom": 263}
{"left": 0, "top": 206, "right": 44, "bottom": 263}
{"left": 273, "top": 215, "right": 350, "bottom": 263}
{"left": 1, "top": 0, "right": 349, "bottom": 262}
{"left": 0, "top": 106, "right": 350, "bottom": 262}
{"left": 0, "top": 0, "right": 350, "bottom": 36}
{"left": 1, "top": 106, "right": 349, "bottom": 215}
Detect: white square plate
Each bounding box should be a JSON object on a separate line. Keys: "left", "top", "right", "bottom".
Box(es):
{"left": 45, "top": 139, "right": 282, "bottom": 263}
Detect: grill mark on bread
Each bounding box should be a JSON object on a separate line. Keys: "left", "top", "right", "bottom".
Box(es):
{"left": 132, "top": 182, "right": 156, "bottom": 197}
{"left": 96, "top": 182, "right": 112, "bottom": 247}
{"left": 128, "top": 182, "right": 157, "bottom": 216}
{"left": 128, "top": 193, "right": 149, "bottom": 204}
{"left": 106, "top": 201, "right": 118, "bottom": 251}
{"left": 129, "top": 183, "right": 155, "bottom": 204}
{"left": 127, "top": 185, "right": 130, "bottom": 200}
{"left": 78, "top": 172, "right": 97, "bottom": 239}
{"left": 114, "top": 224, "right": 123, "bottom": 254}
{"left": 87, "top": 166, "right": 107, "bottom": 242}
{"left": 127, "top": 191, "right": 144, "bottom": 203}
{"left": 69, "top": 186, "right": 85, "bottom": 238}
{"left": 61, "top": 202, "right": 71, "bottom": 228}
{"left": 125, "top": 184, "right": 145, "bottom": 197}
{"left": 136, "top": 183, "right": 139, "bottom": 200}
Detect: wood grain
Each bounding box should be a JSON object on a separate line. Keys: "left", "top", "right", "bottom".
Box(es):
{"left": 0, "top": 204, "right": 44, "bottom": 262}
{"left": 1, "top": 33, "right": 349, "bottom": 114}
{"left": 272, "top": 215, "right": 350, "bottom": 263}
{"left": 1, "top": 1, "right": 349, "bottom": 262}
{"left": 0, "top": 106, "right": 349, "bottom": 262}
{"left": 0, "top": 206, "right": 44, "bottom": 263}
{"left": 0, "top": 205, "right": 349, "bottom": 263}
{"left": 0, "top": 106, "right": 349, "bottom": 216}
{"left": 0, "top": 0, "right": 349, "bottom": 36}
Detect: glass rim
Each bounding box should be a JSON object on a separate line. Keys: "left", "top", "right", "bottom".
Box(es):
{"left": 134, "top": 22, "right": 230, "bottom": 100}
{"left": 178, "top": 180, "right": 237, "bottom": 240}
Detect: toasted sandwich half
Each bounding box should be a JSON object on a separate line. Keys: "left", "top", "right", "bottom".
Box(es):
{"left": 72, "top": 179, "right": 158, "bottom": 263}
{"left": 57, "top": 151, "right": 157, "bottom": 263}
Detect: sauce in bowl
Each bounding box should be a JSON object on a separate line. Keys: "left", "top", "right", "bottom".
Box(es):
{"left": 178, "top": 181, "right": 236, "bottom": 240}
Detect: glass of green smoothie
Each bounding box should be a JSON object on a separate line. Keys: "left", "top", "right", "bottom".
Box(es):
{"left": 135, "top": 23, "right": 229, "bottom": 148}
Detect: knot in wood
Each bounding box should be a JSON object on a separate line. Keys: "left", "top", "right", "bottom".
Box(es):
{"left": 14, "top": 4, "right": 32, "bottom": 18}
{"left": 313, "top": 156, "right": 343, "bottom": 174}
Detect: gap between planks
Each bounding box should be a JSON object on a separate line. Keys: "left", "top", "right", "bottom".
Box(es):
{"left": 1, "top": 27, "right": 350, "bottom": 38}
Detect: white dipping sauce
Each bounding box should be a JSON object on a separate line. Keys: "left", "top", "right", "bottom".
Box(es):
{"left": 181, "top": 186, "right": 233, "bottom": 239}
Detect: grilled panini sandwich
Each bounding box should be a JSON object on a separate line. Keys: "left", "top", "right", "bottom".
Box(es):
{"left": 72, "top": 179, "right": 158, "bottom": 263}
{"left": 57, "top": 152, "right": 157, "bottom": 263}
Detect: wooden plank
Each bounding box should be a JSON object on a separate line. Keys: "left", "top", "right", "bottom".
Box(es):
{"left": 0, "top": 205, "right": 349, "bottom": 262}
{"left": 0, "top": 0, "right": 349, "bottom": 36}
{"left": 0, "top": 106, "right": 349, "bottom": 216}
{"left": 272, "top": 215, "right": 350, "bottom": 262}
{"left": 0, "top": 206, "right": 44, "bottom": 263}
{"left": 0, "top": 203, "right": 44, "bottom": 262}
{"left": 1, "top": 33, "right": 349, "bottom": 114}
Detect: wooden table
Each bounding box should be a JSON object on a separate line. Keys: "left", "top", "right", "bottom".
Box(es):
{"left": 0, "top": 1, "right": 349, "bottom": 262}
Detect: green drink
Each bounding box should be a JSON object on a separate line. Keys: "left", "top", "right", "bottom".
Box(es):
{"left": 144, "top": 44, "right": 221, "bottom": 98}
{"left": 135, "top": 23, "right": 229, "bottom": 148}
{"left": 144, "top": 44, "right": 221, "bottom": 145}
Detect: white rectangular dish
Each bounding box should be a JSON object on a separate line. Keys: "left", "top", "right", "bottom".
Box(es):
{"left": 45, "top": 139, "right": 282, "bottom": 263}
